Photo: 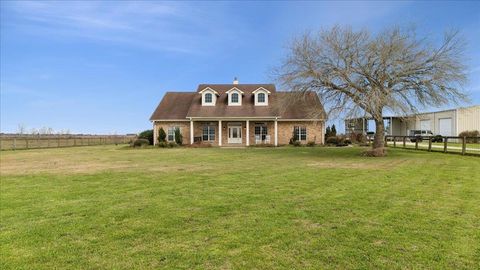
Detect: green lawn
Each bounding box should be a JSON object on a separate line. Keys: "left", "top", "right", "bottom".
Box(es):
{"left": 1, "top": 145, "right": 479, "bottom": 269}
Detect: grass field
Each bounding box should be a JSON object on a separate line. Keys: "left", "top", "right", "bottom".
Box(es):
{"left": 1, "top": 145, "right": 479, "bottom": 269}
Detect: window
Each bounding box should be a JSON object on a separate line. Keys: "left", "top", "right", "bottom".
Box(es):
{"left": 231, "top": 93, "right": 239, "bottom": 103}
{"left": 258, "top": 93, "right": 265, "bottom": 103}
{"left": 254, "top": 124, "right": 268, "bottom": 140}
{"left": 205, "top": 93, "right": 213, "bottom": 103}
{"left": 167, "top": 127, "right": 177, "bottom": 142}
{"left": 202, "top": 125, "right": 215, "bottom": 141}
{"left": 294, "top": 126, "right": 307, "bottom": 141}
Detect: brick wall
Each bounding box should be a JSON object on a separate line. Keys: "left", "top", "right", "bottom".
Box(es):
{"left": 154, "top": 120, "right": 324, "bottom": 146}
{"left": 153, "top": 121, "right": 190, "bottom": 145}
{"left": 194, "top": 121, "right": 220, "bottom": 146}
{"left": 277, "top": 121, "right": 324, "bottom": 145}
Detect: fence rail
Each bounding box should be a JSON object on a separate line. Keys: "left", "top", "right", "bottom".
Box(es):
{"left": 384, "top": 135, "right": 480, "bottom": 156}
{"left": 0, "top": 135, "right": 136, "bottom": 150}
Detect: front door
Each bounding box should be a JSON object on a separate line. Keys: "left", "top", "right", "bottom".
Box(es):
{"left": 228, "top": 126, "right": 242, "bottom": 144}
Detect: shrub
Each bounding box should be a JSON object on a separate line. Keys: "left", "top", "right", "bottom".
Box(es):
{"left": 168, "top": 142, "right": 178, "bottom": 148}
{"left": 132, "top": 138, "right": 149, "bottom": 147}
{"left": 326, "top": 136, "right": 349, "bottom": 147}
{"left": 306, "top": 141, "right": 316, "bottom": 147}
{"left": 325, "top": 125, "right": 337, "bottom": 138}
{"left": 157, "top": 141, "right": 168, "bottom": 148}
{"left": 188, "top": 142, "right": 212, "bottom": 148}
{"left": 349, "top": 133, "right": 366, "bottom": 144}
{"left": 336, "top": 136, "right": 348, "bottom": 147}
{"left": 459, "top": 130, "right": 479, "bottom": 143}
{"left": 292, "top": 141, "right": 302, "bottom": 147}
{"left": 158, "top": 128, "right": 166, "bottom": 143}
{"left": 325, "top": 126, "right": 331, "bottom": 138}
{"left": 331, "top": 124, "right": 337, "bottom": 137}
{"left": 138, "top": 129, "right": 154, "bottom": 145}
{"left": 326, "top": 136, "right": 338, "bottom": 145}
{"left": 348, "top": 133, "right": 357, "bottom": 143}
{"left": 289, "top": 130, "right": 297, "bottom": 145}
{"left": 174, "top": 128, "right": 183, "bottom": 145}
{"left": 356, "top": 133, "right": 367, "bottom": 144}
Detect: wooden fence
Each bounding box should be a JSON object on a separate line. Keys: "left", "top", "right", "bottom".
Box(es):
{"left": 0, "top": 135, "right": 136, "bottom": 150}
{"left": 384, "top": 135, "right": 480, "bottom": 156}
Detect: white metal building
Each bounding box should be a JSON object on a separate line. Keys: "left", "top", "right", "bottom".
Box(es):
{"left": 345, "top": 105, "right": 480, "bottom": 136}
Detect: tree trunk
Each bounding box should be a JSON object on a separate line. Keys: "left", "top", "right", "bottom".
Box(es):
{"left": 373, "top": 118, "right": 384, "bottom": 149}
{"left": 364, "top": 118, "right": 387, "bottom": 156}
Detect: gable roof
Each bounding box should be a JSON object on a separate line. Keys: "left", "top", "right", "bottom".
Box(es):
{"left": 225, "top": 87, "right": 245, "bottom": 95}
{"left": 252, "top": 87, "right": 271, "bottom": 94}
{"left": 150, "top": 84, "right": 326, "bottom": 121}
{"left": 198, "top": 87, "right": 219, "bottom": 95}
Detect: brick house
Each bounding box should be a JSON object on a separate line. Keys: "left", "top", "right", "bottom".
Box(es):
{"left": 150, "top": 80, "right": 326, "bottom": 146}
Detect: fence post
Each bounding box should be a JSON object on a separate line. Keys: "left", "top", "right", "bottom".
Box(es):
{"left": 462, "top": 137, "right": 466, "bottom": 155}
{"left": 58, "top": 138, "right": 60, "bottom": 147}
{"left": 428, "top": 137, "right": 432, "bottom": 152}
{"left": 26, "top": 139, "right": 29, "bottom": 149}
{"left": 393, "top": 137, "right": 396, "bottom": 148}
{"left": 444, "top": 137, "right": 448, "bottom": 153}
{"left": 48, "top": 139, "right": 50, "bottom": 148}
{"left": 403, "top": 136, "right": 406, "bottom": 148}
{"left": 415, "top": 139, "right": 418, "bottom": 150}
{"left": 384, "top": 136, "right": 388, "bottom": 147}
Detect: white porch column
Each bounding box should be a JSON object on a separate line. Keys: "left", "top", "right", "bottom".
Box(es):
{"left": 153, "top": 121, "right": 157, "bottom": 146}
{"left": 218, "top": 120, "right": 222, "bottom": 146}
{"left": 274, "top": 118, "right": 278, "bottom": 146}
{"left": 246, "top": 120, "right": 250, "bottom": 146}
{"left": 190, "top": 119, "right": 194, "bottom": 145}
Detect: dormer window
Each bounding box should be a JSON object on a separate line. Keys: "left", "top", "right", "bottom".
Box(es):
{"left": 231, "top": 93, "right": 239, "bottom": 103}
{"left": 253, "top": 87, "right": 271, "bottom": 106}
{"left": 199, "top": 87, "right": 219, "bottom": 106}
{"left": 257, "top": 93, "right": 265, "bottom": 103}
{"left": 226, "top": 87, "right": 244, "bottom": 106}
{"left": 205, "top": 93, "right": 213, "bottom": 103}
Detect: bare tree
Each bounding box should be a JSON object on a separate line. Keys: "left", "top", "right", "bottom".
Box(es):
{"left": 17, "top": 124, "right": 27, "bottom": 134}
{"left": 38, "top": 127, "right": 49, "bottom": 135}
{"left": 275, "top": 25, "right": 468, "bottom": 156}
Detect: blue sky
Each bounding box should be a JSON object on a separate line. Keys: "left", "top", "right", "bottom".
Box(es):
{"left": 1, "top": 1, "right": 479, "bottom": 134}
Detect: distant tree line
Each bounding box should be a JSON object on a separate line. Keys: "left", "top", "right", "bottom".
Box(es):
{"left": 16, "top": 124, "right": 71, "bottom": 135}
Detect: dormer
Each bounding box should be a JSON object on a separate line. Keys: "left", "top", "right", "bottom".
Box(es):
{"left": 252, "top": 87, "right": 271, "bottom": 106}
{"left": 226, "top": 87, "right": 244, "bottom": 106}
{"left": 199, "top": 87, "right": 219, "bottom": 106}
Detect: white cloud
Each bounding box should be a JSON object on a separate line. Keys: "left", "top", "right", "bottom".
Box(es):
{"left": 3, "top": 1, "right": 245, "bottom": 54}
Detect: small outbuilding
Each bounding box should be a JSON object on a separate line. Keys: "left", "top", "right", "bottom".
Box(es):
{"left": 345, "top": 105, "right": 480, "bottom": 136}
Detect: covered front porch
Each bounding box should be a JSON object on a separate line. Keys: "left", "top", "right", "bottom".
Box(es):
{"left": 189, "top": 118, "right": 279, "bottom": 147}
